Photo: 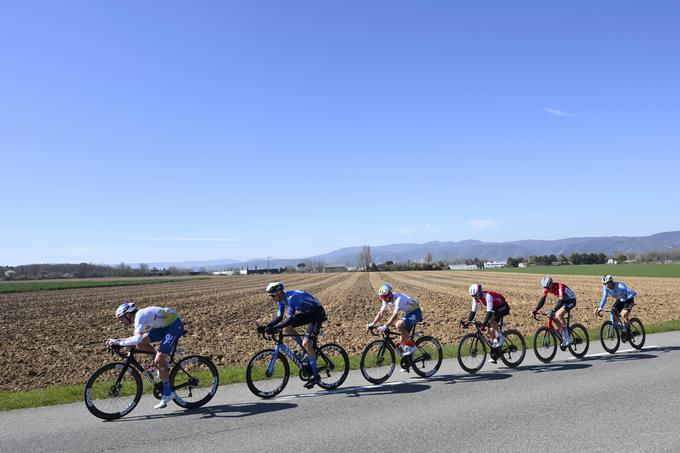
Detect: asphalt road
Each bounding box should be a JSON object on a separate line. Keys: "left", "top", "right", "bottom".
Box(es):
{"left": 2, "top": 331, "right": 679, "bottom": 453}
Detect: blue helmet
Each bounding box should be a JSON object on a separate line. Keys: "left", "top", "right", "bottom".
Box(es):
{"left": 378, "top": 284, "right": 393, "bottom": 296}
{"left": 115, "top": 301, "right": 137, "bottom": 318}
{"left": 541, "top": 276, "right": 553, "bottom": 288}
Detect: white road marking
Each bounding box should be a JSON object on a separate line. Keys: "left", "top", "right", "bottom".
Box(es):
{"left": 567, "top": 345, "right": 658, "bottom": 359}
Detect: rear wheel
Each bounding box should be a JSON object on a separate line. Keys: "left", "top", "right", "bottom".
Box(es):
{"left": 457, "top": 333, "right": 486, "bottom": 374}
{"left": 246, "top": 349, "right": 290, "bottom": 399}
{"left": 533, "top": 327, "right": 558, "bottom": 363}
{"left": 628, "top": 318, "right": 646, "bottom": 350}
{"left": 360, "top": 340, "right": 395, "bottom": 384}
{"left": 600, "top": 321, "right": 620, "bottom": 354}
{"left": 84, "top": 362, "right": 142, "bottom": 420}
{"left": 411, "top": 336, "right": 443, "bottom": 378}
{"left": 316, "top": 343, "right": 350, "bottom": 390}
{"left": 499, "top": 329, "right": 526, "bottom": 368}
{"left": 568, "top": 323, "right": 589, "bottom": 358}
{"left": 170, "top": 355, "right": 219, "bottom": 408}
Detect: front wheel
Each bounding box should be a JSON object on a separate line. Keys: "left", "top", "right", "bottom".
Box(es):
{"left": 84, "top": 362, "right": 143, "bottom": 420}
{"left": 246, "top": 349, "right": 290, "bottom": 399}
{"left": 316, "top": 343, "right": 350, "bottom": 390}
{"left": 360, "top": 340, "right": 395, "bottom": 384}
{"left": 628, "top": 318, "right": 646, "bottom": 350}
{"left": 600, "top": 321, "right": 620, "bottom": 354}
{"left": 568, "top": 323, "right": 589, "bottom": 358}
{"left": 533, "top": 327, "right": 558, "bottom": 363}
{"left": 411, "top": 336, "right": 443, "bottom": 378}
{"left": 457, "top": 333, "right": 486, "bottom": 374}
{"left": 499, "top": 329, "right": 526, "bottom": 368}
{"left": 170, "top": 355, "right": 219, "bottom": 408}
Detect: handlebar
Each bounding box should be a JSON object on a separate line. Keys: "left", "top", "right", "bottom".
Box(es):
{"left": 367, "top": 326, "right": 399, "bottom": 337}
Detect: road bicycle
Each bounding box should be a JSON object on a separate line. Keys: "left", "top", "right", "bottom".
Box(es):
{"left": 246, "top": 328, "right": 349, "bottom": 398}
{"left": 84, "top": 338, "right": 219, "bottom": 420}
{"left": 598, "top": 308, "right": 646, "bottom": 353}
{"left": 359, "top": 325, "right": 442, "bottom": 384}
{"left": 456, "top": 320, "right": 526, "bottom": 374}
{"left": 532, "top": 311, "right": 589, "bottom": 363}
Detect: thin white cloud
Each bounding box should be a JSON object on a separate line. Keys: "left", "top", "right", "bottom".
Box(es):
{"left": 135, "top": 237, "right": 239, "bottom": 242}
{"left": 542, "top": 107, "right": 574, "bottom": 117}
{"left": 467, "top": 219, "right": 496, "bottom": 229}
{"left": 399, "top": 227, "right": 413, "bottom": 235}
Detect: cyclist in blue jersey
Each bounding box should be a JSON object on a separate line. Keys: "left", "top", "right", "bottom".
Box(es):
{"left": 259, "top": 282, "right": 327, "bottom": 389}
{"left": 595, "top": 275, "right": 638, "bottom": 342}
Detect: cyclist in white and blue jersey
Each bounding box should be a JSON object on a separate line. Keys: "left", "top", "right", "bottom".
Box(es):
{"left": 595, "top": 275, "right": 637, "bottom": 341}
{"left": 260, "top": 282, "right": 327, "bottom": 389}
{"left": 367, "top": 284, "right": 423, "bottom": 356}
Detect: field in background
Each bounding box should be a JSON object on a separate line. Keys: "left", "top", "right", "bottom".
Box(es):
{"left": 0, "top": 276, "right": 208, "bottom": 294}
{"left": 2, "top": 271, "right": 679, "bottom": 393}
{"left": 484, "top": 263, "right": 680, "bottom": 278}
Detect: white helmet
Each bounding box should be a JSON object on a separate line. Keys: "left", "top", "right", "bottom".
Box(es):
{"left": 468, "top": 283, "right": 482, "bottom": 297}
{"left": 266, "top": 281, "right": 285, "bottom": 294}
{"left": 602, "top": 274, "right": 614, "bottom": 285}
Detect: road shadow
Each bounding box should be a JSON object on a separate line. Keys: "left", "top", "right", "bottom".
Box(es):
{"left": 426, "top": 371, "right": 513, "bottom": 384}
{"left": 515, "top": 361, "right": 592, "bottom": 373}
{"left": 324, "top": 381, "right": 431, "bottom": 398}
{"left": 643, "top": 345, "right": 680, "bottom": 353}
{"left": 582, "top": 352, "right": 657, "bottom": 363}
{"left": 111, "top": 401, "right": 297, "bottom": 422}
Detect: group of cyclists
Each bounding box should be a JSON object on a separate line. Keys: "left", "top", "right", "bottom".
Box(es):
{"left": 105, "top": 273, "right": 638, "bottom": 409}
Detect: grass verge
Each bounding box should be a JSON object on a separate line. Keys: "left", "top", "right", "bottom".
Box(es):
{"left": 0, "top": 277, "right": 209, "bottom": 294}
{"left": 4, "top": 319, "right": 680, "bottom": 412}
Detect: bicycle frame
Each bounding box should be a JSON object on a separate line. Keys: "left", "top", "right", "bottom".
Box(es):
{"left": 262, "top": 331, "right": 334, "bottom": 377}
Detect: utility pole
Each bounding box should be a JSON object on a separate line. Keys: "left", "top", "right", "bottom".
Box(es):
{"left": 267, "top": 256, "right": 270, "bottom": 274}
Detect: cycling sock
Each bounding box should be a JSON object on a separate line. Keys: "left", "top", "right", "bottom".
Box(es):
{"left": 162, "top": 380, "right": 172, "bottom": 396}
{"left": 309, "top": 357, "right": 318, "bottom": 375}
{"left": 404, "top": 340, "right": 415, "bottom": 347}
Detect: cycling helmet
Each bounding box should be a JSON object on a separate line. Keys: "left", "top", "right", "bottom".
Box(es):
{"left": 541, "top": 276, "right": 553, "bottom": 288}
{"left": 266, "top": 281, "right": 285, "bottom": 294}
{"left": 115, "top": 301, "right": 137, "bottom": 318}
{"left": 468, "top": 283, "right": 482, "bottom": 297}
{"left": 378, "top": 284, "right": 393, "bottom": 296}
{"left": 602, "top": 274, "right": 614, "bottom": 285}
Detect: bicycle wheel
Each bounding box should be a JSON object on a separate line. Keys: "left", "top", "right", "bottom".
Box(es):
{"left": 568, "top": 323, "right": 589, "bottom": 358}
{"left": 499, "top": 329, "right": 526, "bottom": 368}
{"left": 84, "top": 362, "right": 142, "bottom": 420}
{"left": 360, "top": 340, "right": 395, "bottom": 384}
{"left": 316, "top": 343, "right": 350, "bottom": 390}
{"left": 600, "top": 321, "right": 620, "bottom": 354}
{"left": 628, "top": 318, "right": 646, "bottom": 350}
{"left": 170, "top": 355, "right": 219, "bottom": 408}
{"left": 246, "top": 349, "right": 290, "bottom": 399}
{"left": 457, "top": 333, "right": 486, "bottom": 374}
{"left": 533, "top": 327, "right": 558, "bottom": 363}
{"left": 411, "top": 335, "right": 443, "bottom": 378}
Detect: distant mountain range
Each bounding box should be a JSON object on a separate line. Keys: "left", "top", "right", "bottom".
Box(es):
{"left": 146, "top": 231, "right": 680, "bottom": 271}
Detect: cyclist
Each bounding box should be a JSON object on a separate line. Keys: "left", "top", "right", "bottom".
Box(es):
{"left": 106, "top": 302, "right": 185, "bottom": 409}
{"left": 462, "top": 284, "right": 510, "bottom": 352}
{"left": 366, "top": 284, "right": 422, "bottom": 356}
{"left": 531, "top": 276, "right": 577, "bottom": 346}
{"left": 595, "top": 274, "right": 637, "bottom": 341}
{"left": 259, "top": 282, "right": 327, "bottom": 389}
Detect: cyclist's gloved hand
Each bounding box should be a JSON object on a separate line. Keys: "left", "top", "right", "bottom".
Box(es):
{"left": 264, "top": 325, "right": 276, "bottom": 334}
{"left": 256, "top": 325, "right": 266, "bottom": 334}
{"left": 366, "top": 322, "right": 375, "bottom": 330}
{"left": 530, "top": 310, "right": 538, "bottom": 319}
{"left": 378, "top": 325, "right": 388, "bottom": 333}
{"left": 106, "top": 339, "right": 118, "bottom": 347}
{"left": 460, "top": 321, "right": 471, "bottom": 328}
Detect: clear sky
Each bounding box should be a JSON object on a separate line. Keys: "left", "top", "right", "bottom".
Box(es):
{"left": 1, "top": 1, "right": 679, "bottom": 265}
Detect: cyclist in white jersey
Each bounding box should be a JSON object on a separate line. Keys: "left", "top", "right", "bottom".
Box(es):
{"left": 367, "top": 284, "right": 423, "bottom": 356}
{"left": 106, "top": 302, "right": 184, "bottom": 409}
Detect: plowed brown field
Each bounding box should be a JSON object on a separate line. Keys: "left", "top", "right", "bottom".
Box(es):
{"left": 2, "top": 271, "right": 678, "bottom": 392}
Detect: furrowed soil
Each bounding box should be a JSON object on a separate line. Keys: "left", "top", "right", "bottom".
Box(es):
{"left": 2, "top": 271, "right": 678, "bottom": 392}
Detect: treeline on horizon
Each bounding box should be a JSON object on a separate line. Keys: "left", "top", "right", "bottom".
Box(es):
{"left": 1, "top": 262, "right": 195, "bottom": 281}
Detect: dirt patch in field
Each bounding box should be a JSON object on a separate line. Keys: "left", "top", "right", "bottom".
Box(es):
{"left": 1, "top": 271, "right": 678, "bottom": 391}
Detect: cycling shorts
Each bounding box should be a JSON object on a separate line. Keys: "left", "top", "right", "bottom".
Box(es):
{"left": 552, "top": 298, "right": 576, "bottom": 313}
{"left": 493, "top": 304, "right": 510, "bottom": 323}
{"left": 148, "top": 318, "right": 185, "bottom": 354}
{"left": 291, "top": 306, "right": 327, "bottom": 338}
{"left": 402, "top": 308, "right": 423, "bottom": 331}
{"left": 612, "top": 298, "right": 635, "bottom": 313}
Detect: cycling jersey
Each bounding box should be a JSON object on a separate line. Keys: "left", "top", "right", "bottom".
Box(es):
{"left": 382, "top": 292, "right": 420, "bottom": 314}
{"left": 543, "top": 283, "right": 576, "bottom": 301}
{"left": 116, "top": 307, "right": 180, "bottom": 347}
{"left": 598, "top": 282, "right": 637, "bottom": 310}
{"left": 471, "top": 291, "right": 507, "bottom": 313}
{"left": 277, "top": 290, "right": 322, "bottom": 317}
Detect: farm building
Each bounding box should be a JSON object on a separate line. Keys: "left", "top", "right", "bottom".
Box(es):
{"left": 449, "top": 264, "right": 478, "bottom": 270}
{"left": 483, "top": 261, "right": 507, "bottom": 269}
{"left": 323, "top": 264, "right": 348, "bottom": 273}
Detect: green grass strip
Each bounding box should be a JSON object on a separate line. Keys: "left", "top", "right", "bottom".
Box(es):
{"left": 0, "top": 277, "right": 209, "bottom": 294}
{"left": 4, "top": 318, "right": 680, "bottom": 412}
{"left": 482, "top": 263, "right": 680, "bottom": 278}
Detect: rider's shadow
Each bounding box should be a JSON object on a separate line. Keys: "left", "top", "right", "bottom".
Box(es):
{"left": 335, "top": 382, "right": 431, "bottom": 398}
{"left": 427, "top": 372, "right": 512, "bottom": 384}
{"left": 584, "top": 353, "right": 657, "bottom": 363}
{"left": 516, "top": 362, "right": 592, "bottom": 373}
{"left": 112, "top": 401, "right": 298, "bottom": 422}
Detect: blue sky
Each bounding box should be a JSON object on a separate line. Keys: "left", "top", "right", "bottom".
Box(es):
{"left": 1, "top": 1, "right": 679, "bottom": 265}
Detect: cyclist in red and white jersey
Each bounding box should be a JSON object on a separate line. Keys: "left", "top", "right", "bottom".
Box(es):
{"left": 462, "top": 284, "right": 510, "bottom": 348}
{"left": 531, "top": 276, "right": 577, "bottom": 346}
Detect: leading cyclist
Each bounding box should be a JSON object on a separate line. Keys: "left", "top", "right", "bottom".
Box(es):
{"left": 595, "top": 274, "right": 637, "bottom": 341}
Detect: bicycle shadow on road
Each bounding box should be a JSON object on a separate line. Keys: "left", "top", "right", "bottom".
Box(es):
{"left": 426, "top": 372, "right": 512, "bottom": 385}
{"left": 112, "top": 401, "right": 298, "bottom": 422}
{"left": 514, "top": 361, "right": 592, "bottom": 373}
{"left": 324, "top": 381, "right": 431, "bottom": 399}
{"left": 582, "top": 352, "right": 657, "bottom": 363}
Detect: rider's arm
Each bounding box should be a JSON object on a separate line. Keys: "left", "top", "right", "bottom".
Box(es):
{"left": 625, "top": 284, "right": 637, "bottom": 300}
{"left": 383, "top": 307, "right": 399, "bottom": 327}
{"left": 115, "top": 324, "right": 145, "bottom": 347}
{"left": 467, "top": 298, "right": 478, "bottom": 322}
{"left": 598, "top": 286, "right": 609, "bottom": 310}
{"left": 534, "top": 289, "right": 548, "bottom": 312}
{"left": 370, "top": 306, "right": 386, "bottom": 326}
{"left": 481, "top": 293, "right": 494, "bottom": 326}
{"left": 266, "top": 302, "right": 286, "bottom": 328}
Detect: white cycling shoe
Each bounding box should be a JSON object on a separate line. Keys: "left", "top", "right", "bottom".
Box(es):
{"left": 402, "top": 345, "right": 417, "bottom": 356}
{"left": 154, "top": 392, "right": 176, "bottom": 409}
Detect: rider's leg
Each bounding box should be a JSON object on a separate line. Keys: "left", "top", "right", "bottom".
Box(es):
{"left": 620, "top": 309, "right": 630, "bottom": 328}
{"left": 555, "top": 307, "right": 570, "bottom": 343}
{"left": 137, "top": 335, "right": 156, "bottom": 354}
{"left": 489, "top": 317, "right": 500, "bottom": 341}
{"left": 284, "top": 325, "right": 304, "bottom": 349}
{"left": 396, "top": 319, "right": 412, "bottom": 346}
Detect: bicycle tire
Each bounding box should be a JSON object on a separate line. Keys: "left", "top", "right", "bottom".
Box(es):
{"left": 360, "top": 340, "right": 395, "bottom": 384}
{"left": 568, "top": 323, "right": 589, "bottom": 358}
{"left": 170, "top": 355, "right": 219, "bottom": 408}
{"left": 84, "top": 362, "right": 143, "bottom": 420}
{"left": 533, "top": 326, "right": 558, "bottom": 363}
{"left": 628, "top": 318, "right": 646, "bottom": 350}
{"left": 411, "top": 335, "right": 443, "bottom": 378}
{"left": 457, "top": 333, "right": 486, "bottom": 374}
{"left": 600, "top": 321, "right": 620, "bottom": 354}
{"left": 316, "top": 343, "right": 350, "bottom": 390}
{"left": 499, "top": 329, "right": 526, "bottom": 368}
{"left": 245, "top": 348, "right": 290, "bottom": 399}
